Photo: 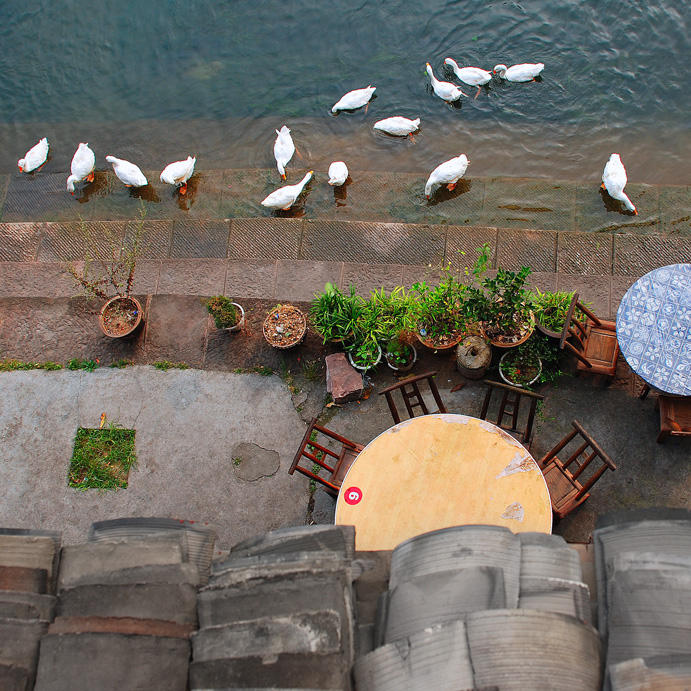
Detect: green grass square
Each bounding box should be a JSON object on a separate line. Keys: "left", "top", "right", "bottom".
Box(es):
{"left": 68, "top": 425, "right": 137, "bottom": 491}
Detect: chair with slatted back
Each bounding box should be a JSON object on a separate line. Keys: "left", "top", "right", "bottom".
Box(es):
{"left": 559, "top": 293, "right": 619, "bottom": 381}
{"left": 479, "top": 379, "right": 544, "bottom": 448}
{"left": 288, "top": 418, "right": 364, "bottom": 496}
{"left": 656, "top": 396, "right": 691, "bottom": 443}
{"left": 378, "top": 371, "right": 447, "bottom": 424}
{"left": 537, "top": 420, "right": 617, "bottom": 519}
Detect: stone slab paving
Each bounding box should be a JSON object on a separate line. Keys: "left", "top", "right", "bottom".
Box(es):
{"left": 0, "top": 368, "right": 309, "bottom": 549}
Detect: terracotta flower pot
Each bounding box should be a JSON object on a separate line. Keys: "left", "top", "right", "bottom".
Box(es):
{"left": 415, "top": 330, "right": 465, "bottom": 353}
{"left": 481, "top": 312, "right": 535, "bottom": 348}
{"left": 263, "top": 305, "right": 307, "bottom": 349}
{"left": 99, "top": 296, "right": 143, "bottom": 339}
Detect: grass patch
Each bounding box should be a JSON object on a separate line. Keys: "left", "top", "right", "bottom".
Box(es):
{"left": 153, "top": 361, "right": 190, "bottom": 371}
{"left": 278, "top": 361, "right": 301, "bottom": 395}
{"left": 67, "top": 358, "right": 99, "bottom": 371}
{"left": 68, "top": 424, "right": 137, "bottom": 491}
{"left": 0, "top": 359, "right": 63, "bottom": 371}
{"left": 301, "top": 359, "right": 323, "bottom": 382}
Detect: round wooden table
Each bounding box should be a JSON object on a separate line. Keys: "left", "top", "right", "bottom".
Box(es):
{"left": 335, "top": 414, "right": 552, "bottom": 551}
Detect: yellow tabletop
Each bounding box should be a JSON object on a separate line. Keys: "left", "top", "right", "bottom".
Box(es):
{"left": 335, "top": 414, "right": 552, "bottom": 551}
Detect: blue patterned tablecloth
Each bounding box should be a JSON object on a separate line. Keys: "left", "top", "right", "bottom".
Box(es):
{"left": 616, "top": 264, "right": 691, "bottom": 396}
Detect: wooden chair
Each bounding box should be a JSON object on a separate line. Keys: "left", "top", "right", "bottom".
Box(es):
{"left": 559, "top": 293, "right": 619, "bottom": 381}
{"left": 537, "top": 420, "right": 617, "bottom": 519}
{"left": 656, "top": 396, "right": 691, "bottom": 443}
{"left": 479, "top": 380, "right": 544, "bottom": 447}
{"left": 378, "top": 371, "right": 447, "bottom": 424}
{"left": 288, "top": 418, "right": 364, "bottom": 496}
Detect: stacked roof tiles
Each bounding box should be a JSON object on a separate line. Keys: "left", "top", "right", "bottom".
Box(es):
{"left": 0, "top": 529, "right": 60, "bottom": 690}
{"left": 355, "top": 525, "right": 603, "bottom": 691}
{"left": 33, "top": 518, "right": 216, "bottom": 691}
{"left": 593, "top": 508, "right": 691, "bottom": 690}
{"left": 2, "top": 512, "right": 691, "bottom": 690}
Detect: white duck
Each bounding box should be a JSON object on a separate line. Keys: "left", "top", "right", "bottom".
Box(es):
{"left": 443, "top": 59, "right": 492, "bottom": 98}
{"left": 493, "top": 62, "right": 545, "bottom": 82}
{"left": 425, "top": 154, "right": 469, "bottom": 199}
{"left": 426, "top": 63, "right": 465, "bottom": 102}
{"left": 66, "top": 143, "right": 96, "bottom": 194}
{"left": 274, "top": 126, "right": 295, "bottom": 180}
{"left": 332, "top": 86, "right": 376, "bottom": 113}
{"left": 18, "top": 137, "right": 49, "bottom": 173}
{"left": 160, "top": 156, "right": 196, "bottom": 194}
{"left": 373, "top": 117, "right": 421, "bottom": 137}
{"left": 261, "top": 171, "right": 313, "bottom": 211}
{"left": 105, "top": 155, "right": 148, "bottom": 187}
{"left": 328, "top": 162, "right": 348, "bottom": 186}
{"left": 601, "top": 153, "right": 637, "bottom": 214}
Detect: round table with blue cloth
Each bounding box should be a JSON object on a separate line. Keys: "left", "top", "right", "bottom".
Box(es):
{"left": 616, "top": 264, "right": 691, "bottom": 396}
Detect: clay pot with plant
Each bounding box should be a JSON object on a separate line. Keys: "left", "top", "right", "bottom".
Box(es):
{"left": 263, "top": 304, "right": 308, "bottom": 349}
{"left": 205, "top": 295, "right": 245, "bottom": 332}
{"left": 66, "top": 205, "right": 147, "bottom": 338}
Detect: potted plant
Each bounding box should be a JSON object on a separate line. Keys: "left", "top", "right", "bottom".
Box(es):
{"left": 309, "top": 283, "right": 364, "bottom": 344}
{"left": 384, "top": 338, "right": 417, "bottom": 372}
{"left": 411, "top": 271, "right": 468, "bottom": 351}
{"left": 263, "top": 304, "right": 307, "bottom": 349}
{"left": 66, "top": 205, "right": 147, "bottom": 338}
{"left": 466, "top": 244, "right": 534, "bottom": 348}
{"left": 499, "top": 348, "right": 543, "bottom": 388}
{"left": 347, "top": 340, "right": 382, "bottom": 372}
{"left": 205, "top": 295, "right": 245, "bottom": 332}
{"left": 531, "top": 288, "right": 576, "bottom": 338}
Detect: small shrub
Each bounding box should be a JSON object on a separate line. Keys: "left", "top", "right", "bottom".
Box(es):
{"left": 205, "top": 296, "right": 240, "bottom": 329}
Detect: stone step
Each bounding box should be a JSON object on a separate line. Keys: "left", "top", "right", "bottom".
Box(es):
{"left": 57, "top": 582, "right": 198, "bottom": 624}
{"left": 34, "top": 631, "right": 191, "bottom": 691}
{"left": 0, "top": 529, "right": 61, "bottom": 594}
{"left": 57, "top": 536, "right": 188, "bottom": 589}
{"left": 47, "top": 616, "right": 194, "bottom": 637}
{"left": 518, "top": 577, "right": 592, "bottom": 625}
{"left": 1, "top": 169, "right": 687, "bottom": 236}
{"left": 0, "top": 535, "right": 57, "bottom": 580}
{"left": 61, "top": 563, "right": 201, "bottom": 588}
{"left": 88, "top": 517, "right": 217, "bottom": 586}
{"left": 0, "top": 591, "right": 55, "bottom": 622}
{"left": 0, "top": 663, "right": 30, "bottom": 691}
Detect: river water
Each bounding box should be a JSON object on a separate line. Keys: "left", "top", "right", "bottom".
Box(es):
{"left": 1, "top": 1, "right": 688, "bottom": 183}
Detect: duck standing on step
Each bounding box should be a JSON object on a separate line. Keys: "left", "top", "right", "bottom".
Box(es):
{"left": 328, "top": 162, "right": 348, "bottom": 186}
{"left": 601, "top": 153, "right": 637, "bottom": 214}
{"left": 18, "top": 137, "right": 49, "bottom": 173}
{"left": 274, "top": 126, "right": 295, "bottom": 180}
{"left": 261, "top": 171, "right": 313, "bottom": 211}
{"left": 160, "top": 156, "right": 196, "bottom": 195}
{"left": 424, "top": 155, "right": 469, "bottom": 199}
{"left": 67, "top": 143, "right": 96, "bottom": 194}
{"left": 106, "top": 155, "right": 148, "bottom": 187}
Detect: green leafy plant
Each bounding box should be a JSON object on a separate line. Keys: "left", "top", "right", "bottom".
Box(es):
{"left": 205, "top": 295, "right": 240, "bottom": 329}
{"left": 465, "top": 244, "right": 533, "bottom": 344}
{"left": 498, "top": 332, "right": 566, "bottom": 389}
{"left": 348, "top": 340, "right": 381, "bottom": 370}
{"left": 67, "top": 358, "right": 99, "bottom": 372}
{"left": 109, "top": 359, "right": 133, "bottom": 369}
{"left": 531, "top": 289, "right": 576, "bottom": 333}
{"left": 411, "top": 269, "right": 467, "bottom": 346}
{"left": 68, "top": 424, "right": 137, "bottom": 491}
{"left": 309, "top": 283, "right": 365, "bottom": 344}
{"left": 385, "top": 339, "right": 415, "bottom": 367}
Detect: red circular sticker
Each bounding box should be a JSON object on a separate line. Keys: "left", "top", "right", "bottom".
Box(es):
{"left": 344, "top": 487, "right": 363, "bottom": 505}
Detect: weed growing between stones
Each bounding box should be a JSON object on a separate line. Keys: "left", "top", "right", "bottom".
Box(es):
{"left": 67, "top": 358, "right": 99, "bottom": 372}
{"left": 0, "top": 359, "right": 62, "bottom": 371}
{"left": 68, "top": 424, "right": 137, "bottom": 491}
{"left": 153, "top": 361, "right": 190, "bottom": 371}
{"left": 110, "top": 359, "right": 134, "bottom": 368}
